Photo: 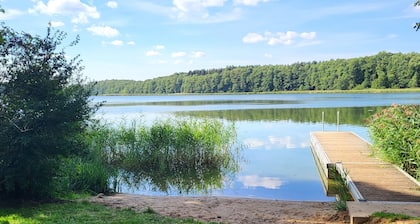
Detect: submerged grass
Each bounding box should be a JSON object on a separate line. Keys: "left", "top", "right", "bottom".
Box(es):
{"left": 0, "top": 200, "right": 210, "bottom": 224}
{"left": 371, "top": 211, "right": 420, "bottom": 222}
{"left": 330, "top": 169, "right": 353, "bottom": 211}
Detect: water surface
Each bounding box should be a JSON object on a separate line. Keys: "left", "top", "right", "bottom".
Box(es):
{"left": 94, "top": 92, "right": 420, "bottom": 201}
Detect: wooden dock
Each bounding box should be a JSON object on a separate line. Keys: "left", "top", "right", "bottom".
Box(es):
{"left": 310, "top": 131, "right": 420, "bottom": 223}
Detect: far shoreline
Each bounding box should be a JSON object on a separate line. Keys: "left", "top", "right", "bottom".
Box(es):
{"left": 93, "top": 88, "right": 420, "bottom": 97}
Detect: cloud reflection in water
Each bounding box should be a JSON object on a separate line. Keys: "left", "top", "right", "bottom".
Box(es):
{"left": 237, "top": 175, "right": 283, "bottom": 189}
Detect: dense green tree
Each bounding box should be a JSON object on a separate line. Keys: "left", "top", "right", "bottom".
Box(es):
{"left": 0, "top": 25, "right": 98, "bottom": 199}
{"left": 94, "top": 52, "right": 420, "bottom": 95}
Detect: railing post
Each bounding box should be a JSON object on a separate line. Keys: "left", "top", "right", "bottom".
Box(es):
{"left": 336, "top": 111, "right": 340, "bottom": 131}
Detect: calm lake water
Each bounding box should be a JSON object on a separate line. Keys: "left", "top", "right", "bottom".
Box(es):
{"left": 93, "top": 93, "right": 420, "bottom": 201}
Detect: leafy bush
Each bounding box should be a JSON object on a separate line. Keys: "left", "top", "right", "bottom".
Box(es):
{"left": 368, "top": 104, "right": 420, "bottom": 179}
{"left": 0, "top": 26, "right": 98, "bottom": 199}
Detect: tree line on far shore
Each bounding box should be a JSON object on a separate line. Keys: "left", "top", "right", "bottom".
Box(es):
{"left": 94, "top": 51, "right": 420, "bottom": 95}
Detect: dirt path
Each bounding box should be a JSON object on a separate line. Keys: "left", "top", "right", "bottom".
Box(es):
{"left": 90, "top": 194, "right": 349, "bottom": 224}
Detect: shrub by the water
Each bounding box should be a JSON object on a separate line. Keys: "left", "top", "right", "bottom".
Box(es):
{"left": 68, "top": 118, "right": 241, "bottom": 195}
{"left": 368, "top": 104, "right": 420, "bottom": 180}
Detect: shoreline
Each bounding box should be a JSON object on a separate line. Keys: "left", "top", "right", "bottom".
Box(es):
{"left": 89, "top": 193, "right": 349, "bottom": 224}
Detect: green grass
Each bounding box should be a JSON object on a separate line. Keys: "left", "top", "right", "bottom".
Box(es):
{"left": 0, "top": 200, "right": 211, "bottom": 224}
{"left": 371, "top": 211, "right": 420, "bottom": 222}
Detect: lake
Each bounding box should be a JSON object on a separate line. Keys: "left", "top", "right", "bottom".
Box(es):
{"left": 93, "top": 92, "right": 420, "bottom": 201}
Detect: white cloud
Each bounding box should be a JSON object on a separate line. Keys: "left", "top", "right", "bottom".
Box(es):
{"left": 87, "top": 25, "right": 120, "bottom": 37}
{"left": 170, "top": 0, "right": 241, "bottom": 23}
{"left": 268, "top": 31, "right": 298, "bottom": 45}
{"left": 50, "top": 21, "right": 65, "bottom": 27}
{"left": 0, "top": 9, "right": 24, "bottom": 20}
{"left": 30, "top": 0, "right": 100, "bottom": 24}
{"left": 127, "top": 41, "right": 136, "bottom": 45}
{"left": 300, "top": 32, "right": 316, "bottom": 40}
{"left": 107, "top": 1, "right": 118, "bottom": 9}
{"left": 172, "top": 51, "right": 187, "bottom": 58}
{"left": 110, "top": 40, "right": 124, "bottom": 46}
{"left": 268, "top": 136, "right": 296, "bottom": 149}
{"left": 154, "top": 45, "right": 165, "bottom": 50}
{"left": 191, "top": 51, "right": 205, "bottom": 58}
{"left": 243, "top": 138, "right": 265, "bottom": 149}
{"left": 242, "top": 32, "right": 265, "bottom": 43}
{"left": 243, "top": 134, "right": 309, "bottom": 150}
{"left": 243, "top": 31, "right": 318, "bottom": 46}
{"left": 234, "top": 0, "right": 269, "bottom": 6}
{"left": 237, "top": 175, "right": 282, "bottom": 189}
{"left": 146, "top": 50, "right": 161, "bottom": 56}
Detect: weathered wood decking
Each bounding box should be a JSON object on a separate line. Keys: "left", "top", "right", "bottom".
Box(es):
{"left": 310, "top": 131, "right": 420, "bottom": 203}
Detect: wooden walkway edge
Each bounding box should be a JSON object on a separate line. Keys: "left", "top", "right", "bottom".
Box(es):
{"left": 310, "top": 131, "right": 420, "bottom": 223}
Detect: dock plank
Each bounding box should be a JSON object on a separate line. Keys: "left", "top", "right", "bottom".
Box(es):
{"left": 310, "top": 131, "right": 420, "bottom": 203}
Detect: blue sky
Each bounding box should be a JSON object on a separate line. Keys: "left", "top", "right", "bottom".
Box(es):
{"left": 1, "top": 0, "right": 419, "bottom": 81}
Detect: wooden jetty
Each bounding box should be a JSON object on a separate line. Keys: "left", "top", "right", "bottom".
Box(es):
{"left": 310, "top": 131, "right": 420, "bottom": 223}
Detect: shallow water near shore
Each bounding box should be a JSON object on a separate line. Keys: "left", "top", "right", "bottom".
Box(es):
{"left": 93, "top": 92, "right": 420, "bottom": 201}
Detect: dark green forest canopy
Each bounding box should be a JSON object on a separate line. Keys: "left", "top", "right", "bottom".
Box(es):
{"left": 94, "top": 51, "right": 420, "bottom": 95}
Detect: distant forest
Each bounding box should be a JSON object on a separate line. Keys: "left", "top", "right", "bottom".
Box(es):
{"left": 94, "top": 51, "right": 420, "bottom": 95}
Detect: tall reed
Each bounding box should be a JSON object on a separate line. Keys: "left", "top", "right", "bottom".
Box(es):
{"left": 57, "top": 117, "right": 241, "bottom": 195}
{"left": 368, "top": 104, "right": 420, "bottom": 180}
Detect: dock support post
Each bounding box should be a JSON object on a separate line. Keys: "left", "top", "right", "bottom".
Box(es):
{"left": 336, "top": 111, "right": 340, "bottom": 131}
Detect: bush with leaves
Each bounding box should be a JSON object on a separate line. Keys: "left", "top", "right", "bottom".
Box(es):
{"left": 368, "top": 104, "right": 420, "bottom": 180}
{"left": 0, "top": 25, "right": 98, "bottom": 199}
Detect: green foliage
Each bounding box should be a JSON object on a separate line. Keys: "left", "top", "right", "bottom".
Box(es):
{"left": 53, "top": 156, "right": 110, "bottom": 197}
{"left": 0, "top": 201, "right": 208, "bottom": 224}
{"left": 371, "top": 211, "right": 417, "bottom": 221}
{"left": 0, "top": 25, "right": 98, "bottom": 199}
{"left": 368, "top": 104, "right": 420, "bottom": 179}
{"left": 330, "top": 170, "right": 352, "bottom": 211}
{"left": 94, "top": 52, "right": 420, "bottom": 95}
{"left": 89, "top": 118, "right": 241, "bottom": 194}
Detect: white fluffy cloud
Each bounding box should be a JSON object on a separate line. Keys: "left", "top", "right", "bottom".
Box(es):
{"left": 101, "top": 40, "right": 134, "bottom": 46}
{"left": 106, "top": 1, "right": 118, "bottom": 9}
{"left": 146, "top": 45, "right": 165, "bottom": 56}
{"left": 110, "top": 40, "right": 124, "bottom": 46}
{"left": 0, "top": 9, "right": 24, "bottom": 20}
{"left": 172, "top": 51, "right": 187, "bottom": 58}
{"left": 234, "top": 0, "right": 269, "bottom": 6}
{"left": 30, "top": 0, "right": 100, "bottom": 24}
{"left": 242, "top": 32, "right": 265, "bottom": 43}
{"left": 243, "top": 31, "right": 317, "bottom": 46}
{"left": 154, "top": 45, "right": 165, "bottom": 50}
{"left": 191, "top": 51, "right": 205, "bottom": 58}
{"left": 87, "top": 25, "right": 120, "bottom": 37}
{"left": 50, "top": 21, "right": 65, "bottom": 27}
{"left": 146, "top": 50, "right": 161, "bottom": 56}
{"left": 171, "top": 0, "right": 242, "bottom": 23}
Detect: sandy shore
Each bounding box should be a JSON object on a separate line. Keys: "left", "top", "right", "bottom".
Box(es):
{"left": 90, "top": 194, "right": 349, "bottom": 223}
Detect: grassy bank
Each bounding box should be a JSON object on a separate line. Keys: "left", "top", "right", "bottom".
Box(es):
{"left": 0, "top": 200, "right": 209, "bottom": 224}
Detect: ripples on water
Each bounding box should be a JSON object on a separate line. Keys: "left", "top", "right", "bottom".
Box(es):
{"left": 94, "top": 93, "right": 420, "bottom": 201}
